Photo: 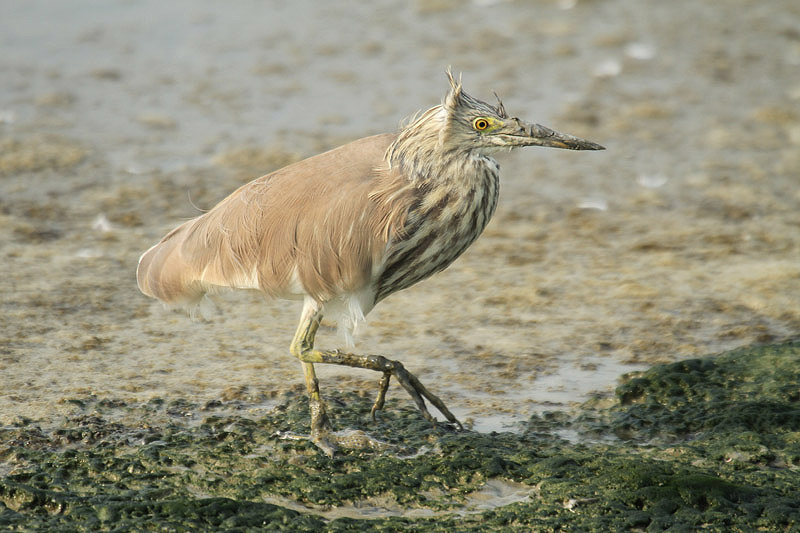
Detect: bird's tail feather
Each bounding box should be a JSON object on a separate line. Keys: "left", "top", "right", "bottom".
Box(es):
{"left": 136, "top": 222, "right": 208, "bottom": 308}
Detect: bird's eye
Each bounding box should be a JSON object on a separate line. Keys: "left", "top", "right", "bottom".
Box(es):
{"left": 473, "top": 118, "right": 490, "bottom": 131}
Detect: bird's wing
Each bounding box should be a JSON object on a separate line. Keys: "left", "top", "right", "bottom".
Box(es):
{"left": 137, "top": 133, "right": 413, "bottom": 305}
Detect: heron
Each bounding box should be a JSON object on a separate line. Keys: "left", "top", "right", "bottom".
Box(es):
{"left": 137, "top": 71, "right": 604, "bottom": 455}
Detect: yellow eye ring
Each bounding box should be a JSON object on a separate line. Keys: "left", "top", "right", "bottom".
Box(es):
{"left": 473, "top": 118, "right": 490, "bottom": 131}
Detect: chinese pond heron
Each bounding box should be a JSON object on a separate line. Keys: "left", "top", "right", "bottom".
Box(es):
{"left": 137, "top": 71, "right": 604, "bottom": 455}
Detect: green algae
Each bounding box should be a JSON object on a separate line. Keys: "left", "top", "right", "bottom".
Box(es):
{"left": 2, "top": 341, "right": 799, "bottom": 531}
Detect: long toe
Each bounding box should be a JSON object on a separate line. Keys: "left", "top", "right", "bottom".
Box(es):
{"left": 311, "top": 428, "right": 396, "bottom": 456}
{"left": 330, "top": 429, "right": 394, "bottom": 451}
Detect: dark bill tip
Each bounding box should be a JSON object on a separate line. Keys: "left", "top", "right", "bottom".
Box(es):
{"left": 553, "top": 138, "right": 606, "bottom": 151}
{"left": 529, "top": 123, "right": 605, "bottom": 151}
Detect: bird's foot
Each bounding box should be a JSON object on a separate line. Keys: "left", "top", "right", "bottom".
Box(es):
{"left": 364, "top": 357, "right": 463, "bottom": 431}
{"left": 314, "top": 349, "right": 463, "bottom": 430}
{"left": 317, "top": 427, "right": 394, "bottom": 456}
{"left": 278, "top": 427, "right": 394, "bottom": 457}
{"left": 286, "top": 394, "right": 394, "bottom": 457}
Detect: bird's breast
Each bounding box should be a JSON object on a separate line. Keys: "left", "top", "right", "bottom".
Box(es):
{"left": 373, "top": 158, "right": 500, "bottom": 301}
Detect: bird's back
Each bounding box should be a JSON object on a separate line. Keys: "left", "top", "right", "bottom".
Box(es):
{"left": 136, "top": 133, "right": 414, "bottom": 307}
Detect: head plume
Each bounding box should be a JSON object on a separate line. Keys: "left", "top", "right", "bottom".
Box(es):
{"left": 444, "top": 68, "right": 463, "bottom": 115}
{"left": 444, "top": 68, "right": 507, "bottom": 120}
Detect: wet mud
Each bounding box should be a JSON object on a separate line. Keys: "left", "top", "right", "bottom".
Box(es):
{"left": 2, "top": 341, "right": 799, "bottom": 530}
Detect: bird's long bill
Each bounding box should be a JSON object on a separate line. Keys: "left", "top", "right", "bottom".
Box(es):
{"left": 522, "top": 122, "right": 605, "bottom": 151}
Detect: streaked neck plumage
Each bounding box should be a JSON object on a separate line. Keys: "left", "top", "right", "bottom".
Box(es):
{"left": 374, "top": 106, "right": 501, "bottom": 303}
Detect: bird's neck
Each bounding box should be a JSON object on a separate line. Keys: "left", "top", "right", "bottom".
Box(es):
{"left": 387, "top": 132, "right": 499, "bottom": 190}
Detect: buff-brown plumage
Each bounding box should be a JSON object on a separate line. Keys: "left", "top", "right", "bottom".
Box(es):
{"left": 137, "top": 133, "right": 414, "bottom": 307}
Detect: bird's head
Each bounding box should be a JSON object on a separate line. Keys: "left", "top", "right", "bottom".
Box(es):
{"left": 440, "top": 70, "right": 605, "bottom": 155}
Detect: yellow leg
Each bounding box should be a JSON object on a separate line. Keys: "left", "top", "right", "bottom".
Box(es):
{"left": 290, "top": 301, "right": 337, "bottom": 455}
{"left": 289, "top": 299, "right": 462, "bottom": 456}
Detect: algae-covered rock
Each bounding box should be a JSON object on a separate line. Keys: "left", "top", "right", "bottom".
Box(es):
{"left": 614, "top": 342, "right": 800, "bottom": 437}
{"left": 1, "top": 341, "right": 799, "bottom": 531}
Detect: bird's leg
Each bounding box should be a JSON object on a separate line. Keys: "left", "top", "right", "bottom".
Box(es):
{"left": 291, "top": 304, "right": 462, "bottom": 436}
{"left": 290, "top": 302, "right": 338, "bottom": 456}
{"left": 300, "top": 361, "right": 334, "bottom": 447}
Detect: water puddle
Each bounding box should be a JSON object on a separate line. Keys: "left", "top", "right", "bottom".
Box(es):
{"left": 450, "top": 355, "right": 649, "bottom": 434}
{"left": 262, "top": 478, "right": 533, "bottom": 520}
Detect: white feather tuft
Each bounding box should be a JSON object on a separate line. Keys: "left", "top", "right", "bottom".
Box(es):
{"left": 322, "top": 289, "right": 374, "bottom": 348}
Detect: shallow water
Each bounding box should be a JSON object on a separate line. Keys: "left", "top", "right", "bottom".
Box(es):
{"left": 2, "top": 0, "right": 799, "bottom": 436}
{"left": 262, "top": 477, "right": 533, "bottom": 520}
